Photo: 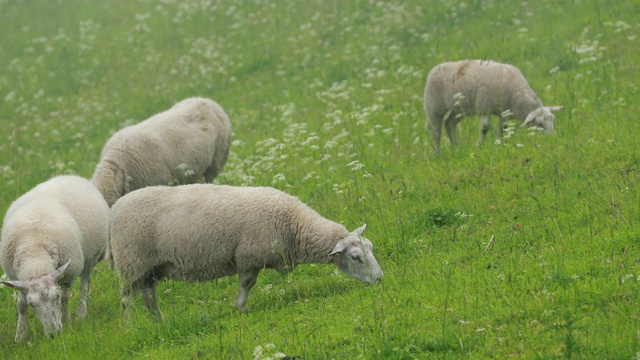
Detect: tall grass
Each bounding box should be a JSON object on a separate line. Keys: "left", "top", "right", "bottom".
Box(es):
{"left": 1, "top": 0, "right": 639, "bottom": 358}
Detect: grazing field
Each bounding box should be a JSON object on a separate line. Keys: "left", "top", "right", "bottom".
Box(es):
{"left": 0, "top": 0, "right": 639, "bottom": 358}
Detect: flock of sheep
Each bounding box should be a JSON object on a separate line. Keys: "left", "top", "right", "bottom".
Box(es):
{"left": 0, "top": 60, "right": 560, "bottom": 342}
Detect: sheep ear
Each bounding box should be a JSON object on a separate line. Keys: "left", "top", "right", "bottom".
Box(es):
{"left": 51, "top": 260, "right": 71, "bottom": 281}
{"left": 1, "top": 280, "right": 28, "bottom": 291}
{"left": 547, "top": 106, "right": 563, "bottom": 112}
{"left": 522, "top": 108, "right": 541, "bottom": 127}
{"left": 328, "top": 240, "right": 347, "bottom": 258}
{"left": 355, "top": 224, "right": 367, "bottom": 236}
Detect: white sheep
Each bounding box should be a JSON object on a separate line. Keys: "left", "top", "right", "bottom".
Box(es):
{"left": 0, "top": 175, "right": 110, "bottom": 342}
{"left": 424, "top": 59, "right": 563, "bottom": 154}
{"left": 108, "top": 184, "right": 384, "bottom": 320}
{"left": 91, "top": 97, "right": 232, "bottom": 206}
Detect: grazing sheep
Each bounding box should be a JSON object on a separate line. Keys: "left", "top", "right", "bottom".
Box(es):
{"left": 0, "top": 175, "right": 110, "bottom": 342}
{"left": 92, "top": 97, "right": 232, "bottom": 206}
{"left": 108, "top": 184, "right": 383, "bottom": 320}
{"left": 424, "top": 59, "right": 563, "bottom": 154}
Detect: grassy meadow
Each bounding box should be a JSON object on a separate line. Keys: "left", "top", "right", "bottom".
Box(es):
{"left": 1, "top": 0, "right": 639, "bottom": 358}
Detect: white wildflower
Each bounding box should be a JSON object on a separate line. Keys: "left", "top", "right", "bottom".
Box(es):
{"left": 347, "top": 160, "right": 365, "bottom": 171}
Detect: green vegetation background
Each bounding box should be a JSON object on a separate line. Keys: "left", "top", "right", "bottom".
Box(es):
{"left": 0, "top": 0, "right": 638, "bottom": 358}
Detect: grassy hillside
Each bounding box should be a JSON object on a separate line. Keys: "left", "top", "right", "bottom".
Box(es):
{"left": 0, "top": 0, "right": 639, "bottom": 358}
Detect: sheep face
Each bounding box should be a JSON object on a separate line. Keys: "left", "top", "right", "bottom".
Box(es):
{"left": 1, "top": 261, "right": 69, "bottom": 338}
{"left": 329, "top": 224, "right": 383, "bottom": 285}
{"left": 523, "top": 106, "right": 563, "bottom": 133}
{"left": 25, "top": 278, "right": 64, "bottom": 337}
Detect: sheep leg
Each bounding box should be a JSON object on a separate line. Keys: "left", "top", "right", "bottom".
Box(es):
{"left": 120, "top": 284, "right": 137, "bottom": 323}
{"left": 203, "top": 165, "right": 219, "bottom": 183}
{"left": 498, "top": 116, "right": 505, "bottom": 138}
{"left": 75, "top": 270, "right": 91, "bottom": 319}
{"left": 61, "top": 286, "right": 71, "bottom": 324}
{"left": 478, "top": 114, "right": 491, "bottom": 145}
{"left": 14, "top": 291, "right": 29, "bottom": 342}
{"left": 431, "top": 130, "right": 441, "bottom": 155}
{"left": 141, "top": 280, "right": 163, "bottom": 321}
{"left": 444, "top": 119, "right": 459, "bottom": 148}
{"left": 428, "top": 117, "right": 442, "bottom": 155}
{"left": 235, "top": 269, "right": 260, "bottom": 312}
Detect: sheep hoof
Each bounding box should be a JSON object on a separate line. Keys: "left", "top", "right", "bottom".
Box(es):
{"left": 235, "top": 304, "right": 248, "bottom": 313}
{"left": 75, "top": 308, "right": 87, "bottom": 319}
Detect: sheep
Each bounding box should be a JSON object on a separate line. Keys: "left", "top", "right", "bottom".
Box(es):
{"left": 91, "top": 97, "right": 232, "bottom": 206}
{"left": 424, "top": 59, "right": 563, "bottom": 155}
{"left": 0, "top": 175, "right": 110, "bottom": 342}
{"left": 108, "top": 184, "right": 384, "bottom": 320}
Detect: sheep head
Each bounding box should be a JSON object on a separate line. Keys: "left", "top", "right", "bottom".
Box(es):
{"left": 522, "top": 106, "right": 563, "bottom": 133}
{"left": 1, "top": 261, "right": 70, "bottom": 338}
{"left": 329, "top": 224, "right": 383, "bottom": 285}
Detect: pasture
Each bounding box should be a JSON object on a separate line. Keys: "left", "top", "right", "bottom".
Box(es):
{"left": 0, "top": 0, "right": 638, "bottom": 358}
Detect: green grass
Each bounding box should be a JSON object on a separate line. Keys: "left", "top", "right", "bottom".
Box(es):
{"left": 1, "top": 0, "right": 639, "bottom": 358}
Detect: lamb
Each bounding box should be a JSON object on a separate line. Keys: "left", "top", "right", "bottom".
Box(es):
{"left": 91, "top": 97, "right": 232, "bottom": 206}
{"left": 424, "top": 59, "right": 563, "bottom": 155}
{"left": 108, "top": 184, "right": 384, "bottom": 320}
{"left": 0, "top": 175, "right": 110, "bottom": 342}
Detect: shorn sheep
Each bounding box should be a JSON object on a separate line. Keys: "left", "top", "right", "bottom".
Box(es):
{"left": 108, "top": 184, "right": 384, "bottom": 320}
{"left": 424, "top": 59, "right": 563, "bottom": 155}
{"left": 0, "top": 175, "right": 110, "bottom": 342}
{"left": 91, "top": 97, "right": 232, "bottom": 206}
